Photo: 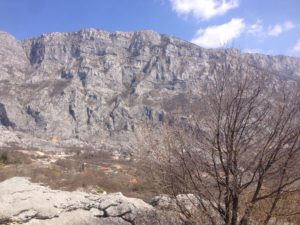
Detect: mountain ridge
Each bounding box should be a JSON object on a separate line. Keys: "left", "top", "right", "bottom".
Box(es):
{"left": 1, "top": 29, "right": 300, "bottom": 152}
{"left": 12, "top": 28, "right": 300, "bottom": 61}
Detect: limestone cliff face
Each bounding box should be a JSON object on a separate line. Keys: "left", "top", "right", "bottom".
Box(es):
{"left": 0, "top": 29, "right": 300, "bottom": 151}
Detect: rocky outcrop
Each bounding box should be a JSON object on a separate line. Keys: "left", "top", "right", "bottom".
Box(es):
{"left": 0, "top": 29, "right": 300, "bottom": 151}
{"left": 0, "top": 177, "right": 155, "bottom": 225}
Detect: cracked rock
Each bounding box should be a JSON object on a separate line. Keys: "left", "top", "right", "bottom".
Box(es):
{"left": 0, "top": 177, "right": 154, "bottom": 225}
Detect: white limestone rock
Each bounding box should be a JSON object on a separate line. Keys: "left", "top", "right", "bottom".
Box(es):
{"left": 0, "top": 177, "right": 153, "bottom": 225}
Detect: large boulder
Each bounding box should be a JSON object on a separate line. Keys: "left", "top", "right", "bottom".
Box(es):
{"left": 0, "top": 177, "right": 153, "bottom": 225}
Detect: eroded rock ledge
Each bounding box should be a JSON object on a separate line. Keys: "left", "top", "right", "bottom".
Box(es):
{"left": 0, "top": 177, "right": 155, "bottom": 225}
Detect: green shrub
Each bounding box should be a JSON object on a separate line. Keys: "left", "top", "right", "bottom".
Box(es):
{"left": 95, "top": 186, "right": 106, "bottom": 194}
{"left": 0, "top": 152, "right": 8, "bottom": 164}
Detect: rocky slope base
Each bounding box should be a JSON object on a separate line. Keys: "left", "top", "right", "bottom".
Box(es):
{"left": 1, "top": 29, "right": 300, "bottom": 151}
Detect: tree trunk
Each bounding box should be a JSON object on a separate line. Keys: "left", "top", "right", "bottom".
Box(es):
{"left": 231, "top": 194, "right": 239, "bottom": 225}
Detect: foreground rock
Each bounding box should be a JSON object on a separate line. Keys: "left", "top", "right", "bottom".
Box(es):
{"left": 0, "top": 177, "right": 155, "bottom": 225}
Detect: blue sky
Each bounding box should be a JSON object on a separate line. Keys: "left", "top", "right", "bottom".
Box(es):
{"left": 0, "top": 0, "right": 300, "bottom": 57}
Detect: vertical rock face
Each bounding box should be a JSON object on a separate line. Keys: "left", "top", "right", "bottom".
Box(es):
{"left": 0, "top": 28, "right": 300, "bottom": 151}
{"left": 0, "top": 103, "right": 14, "bottom": 128}
{"left": 0, "top": 32, "right": 28, "bottom": 81}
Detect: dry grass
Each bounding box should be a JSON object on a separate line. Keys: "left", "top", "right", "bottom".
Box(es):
{"left": 0, "top": 149, "right": 157, "bottom": 200}
{"left": 251, "top": 192, "right": 300, "bottom": 225}
{"left": 0, "top": 149, "right": 32, "bottom": 165}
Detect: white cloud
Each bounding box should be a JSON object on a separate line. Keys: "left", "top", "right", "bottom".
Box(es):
{"left": 191, "top": 18, "right": 245, "bottom": 48}
{"left": 268, "top": 25, "right": 283, "bottom": 36}
{"left": 246, "top": 20, "right": 296, "bottom": 40}
{"left": 247, "top": 19, "right": 263, "bottom": 36}
{"left": 169, "top": 0, "right": 239, "bottom": 20}
{"left": 293, "top": 40, "right": 300, "bottom": 52}
{"left": 267, "top": 21, "right": 296, "bottom": 36}
{"left": 284, "top": 21, "right": 296, "bottom": 30}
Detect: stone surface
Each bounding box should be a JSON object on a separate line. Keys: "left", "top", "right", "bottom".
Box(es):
{"left": 0, "top": 29, "right": 300, "bottom": 152}
{"left": 0, "top": 177, "right": 153, "bottom": 225}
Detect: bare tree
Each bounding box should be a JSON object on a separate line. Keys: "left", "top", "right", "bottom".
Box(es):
{"left": 139, "top": 57, "right": 300, "bottom": 225}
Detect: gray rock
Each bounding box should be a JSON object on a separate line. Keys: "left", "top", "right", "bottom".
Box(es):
{"left": 0, "top": 177, "right": 153, "bottom": 225}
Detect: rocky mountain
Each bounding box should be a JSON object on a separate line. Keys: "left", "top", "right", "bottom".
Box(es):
{"left": 1, "top": 29, "right": 300, "bottom": 152}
